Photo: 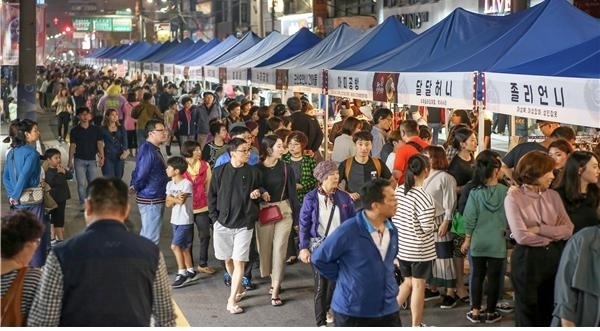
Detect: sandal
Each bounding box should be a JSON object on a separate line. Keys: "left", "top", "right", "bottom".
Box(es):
{"left": 286, "top": 256, "right": 298, "bottom": 265}
{"left": 271, "top": 297, "right": 283, "bottom": 307}
{"left": 226, "top": 304, "right": 244, "bottom": 314}
{"left": 235, "top": 291, "right": 247, "bottom": 302}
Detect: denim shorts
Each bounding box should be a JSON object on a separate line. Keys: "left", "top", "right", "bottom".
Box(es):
{"left": 171, "top": 224, "right": 194, "bottom": 248}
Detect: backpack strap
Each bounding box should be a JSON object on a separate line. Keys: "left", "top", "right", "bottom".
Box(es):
{"left": 372, "top": 157, "right": 382, "bottom": 176}
{"left": 406, "top": 140, "right": 423, "bottom": 153}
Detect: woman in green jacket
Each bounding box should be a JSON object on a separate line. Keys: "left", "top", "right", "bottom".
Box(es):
{"left": 460, "top": 150, "right": 508, "bottom": 324}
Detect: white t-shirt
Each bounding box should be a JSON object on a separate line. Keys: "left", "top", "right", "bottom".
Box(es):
{"left": 166, "top": 178, "right": 193, "bottom": 225}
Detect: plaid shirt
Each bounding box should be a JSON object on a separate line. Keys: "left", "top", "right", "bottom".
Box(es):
{"left": 282, "top": 152, "right": 318, "bottom": 203}
{"left": 27, "top": 252, "right": 176, "bottom": 327}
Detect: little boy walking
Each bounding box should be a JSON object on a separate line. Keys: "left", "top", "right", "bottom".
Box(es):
{"left": 43, "top": 148, "right": 71, "bottom": 244}
{"left": 166, "top": 156, "right": 200, "bottom": 288}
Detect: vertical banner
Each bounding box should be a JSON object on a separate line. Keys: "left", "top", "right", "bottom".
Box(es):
{"left": 0, "top": 3, "right": 46, "bottom": 65}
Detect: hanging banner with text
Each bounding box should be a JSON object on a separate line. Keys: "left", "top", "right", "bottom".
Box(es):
{"left": 287, "top": 68, "right": 323, "bottom": 94}
{"left": 327, "top": 70, "right": 376, "bottom": 100}
{"left": 484, "top": 72, "right": 600, "bottom": 128}
{"left": 0, "top": 3, "right": 46, "bottom": 65}
{"left": 396, "top": 72, "right": 476, "bottom": 109}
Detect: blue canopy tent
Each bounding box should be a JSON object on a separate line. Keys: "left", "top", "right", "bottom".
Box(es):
{"left": 141, "top": 38, "right": 195, "bottom": 63}
{"left": 126, "top": 42, "right": 164, "bottom": 62}
{"left": 113, "top": 42, "right": 153, "bottom": 61}
{"left": 219, "top": 28, "right": 321, "bottom": 86}
{"left": 160, "top": 38, "right": 219, "bottom": 64}
{"left": 203, "top": 31, "right": 289, "bottom": 85}
{"left": 195, "top": 32, "right": 263, "bottom": 82}
{"left": 251, "top": 23, "right": 363, "bottom": 92}
{"left": 182, "top": 35, "right": 239, "bottom": 66}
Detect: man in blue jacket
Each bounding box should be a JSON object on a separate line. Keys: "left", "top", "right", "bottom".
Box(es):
{"left": 130, "top": 119, "right": 169, "bottom": 244}
{"left": 312, "top": 178, "right": 401, "bottom": 327}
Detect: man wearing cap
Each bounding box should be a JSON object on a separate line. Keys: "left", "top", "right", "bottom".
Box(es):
{"left": 196, "top": 91, "right": 222, "bottom": 149}
{"left": 68, "top": 107, "right": 104, "bottom": 211}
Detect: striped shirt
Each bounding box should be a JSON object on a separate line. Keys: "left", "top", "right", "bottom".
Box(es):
{"left": 393, "top": 185, "right": 437, "bottom": 262}
{"left": 1, "top": 268, "right": 42, "bottom": 322}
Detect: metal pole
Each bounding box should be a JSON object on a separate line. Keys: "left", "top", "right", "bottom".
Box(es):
{"left": 17, "top": 0, "right": 37, "bottom": 120}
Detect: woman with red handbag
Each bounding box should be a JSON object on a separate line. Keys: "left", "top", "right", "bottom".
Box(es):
{"left": 256, "top": 135, "right": 301, "bottom": 307}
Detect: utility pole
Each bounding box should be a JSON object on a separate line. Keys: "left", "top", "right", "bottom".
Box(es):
{"left": 17, "top": 0, "right": 37, "bottom": 120}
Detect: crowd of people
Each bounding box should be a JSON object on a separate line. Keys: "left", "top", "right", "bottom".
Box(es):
{"left": 2, "top": 64, "right": 600, "bottom": 327}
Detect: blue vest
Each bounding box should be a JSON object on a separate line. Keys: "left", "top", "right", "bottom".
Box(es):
{"left": 53, "top": 220, "right": 160, "bottom": 326}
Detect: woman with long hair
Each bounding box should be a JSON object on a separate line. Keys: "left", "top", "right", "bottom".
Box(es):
{"left": 394, "top": 154, "right": 436, "bottom": 327}
{"left": 122, "top": 90, "right": 138, "bottom": 158}
{"left": 447, "top": 127, "right": 477, "bottom": 303}
{"left": 548, "top": 139, "right": 574, "bottom": 184}
{"left": 256, "top": 135, "right": 300, "bottom": 306}
{"left": 298, "top": 161, "right": 356, "bottom": 326}
{"left": 2, "top": 119, "right": 49, "bottom": 267}
{"left": 100, "top": 108, "right": 128, "bottom": 179}
{"left": 505, "top": 151, "right": 574, "bottom": 326}
{"left": 421, "top": 146, "right": 459, "bottom": 309}
{"left": 51, "top": 87, "right": 72, "bottom": 142}
{"left": 553, "top": 151, "right": 600, "bottom": 234}
{"left": 460, "top": 150, "right": 508, "bottom": 324}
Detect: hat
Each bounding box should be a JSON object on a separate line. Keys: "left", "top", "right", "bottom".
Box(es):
{"left": 229, "top": 122, "right": 247, "bottom": 132}
{"left": 339, "top": 106, "right": 352, "bottom": 117}
{"left": 274, "top": 104, "right": 287, "bottom": 117}
{"left": 241, "top": 99, "right": 254, "bottom": 108}
{"left": 245, "top": 120, "right": 258, "bottom": 132}
{"left": 313, "top": 161, "right": 338, "bottom": 183}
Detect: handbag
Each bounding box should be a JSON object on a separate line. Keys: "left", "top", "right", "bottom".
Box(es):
{"left": 41, "top": 181, "right": 58, "bottom": 211}
{"left": 309, "top": 200, "right": 337, "bottom": 253}
{"left": 1, "top": 268, "right": 27, "bottom": 326}
{"left": 258, "top": 163, "right": 287, "bottom": 225}
{"left": 450, "top": 210, "right": 465, "bottom": 236}
{"left": 11, "top": 151, "right": 43, "bottom": 205}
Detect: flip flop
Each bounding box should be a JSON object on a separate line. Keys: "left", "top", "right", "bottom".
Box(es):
{"left": 269, "top": 286, "right": 283, "bottom": 295}
{"left": 226, "top": 304, "right": 244, "bottom": 314}
{"left": 271, "top": 297, "right": 283, "bottom": 307}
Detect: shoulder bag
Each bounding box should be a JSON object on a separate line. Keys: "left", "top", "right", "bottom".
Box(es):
{"left": 258, "top": 163, "right": 287, "bottom": 225}
{"left": 1, "top": 268, "right": 27, "bottom": 326}
{"left": 11, "top": 151, "right": 43, "bottom": 205}
{"left": 309, "top": 201, "right": 337, "bottom": 252}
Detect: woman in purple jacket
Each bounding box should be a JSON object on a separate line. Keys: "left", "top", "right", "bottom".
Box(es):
{"left": 298, "top": 161, "right": 355, "bottom": 327}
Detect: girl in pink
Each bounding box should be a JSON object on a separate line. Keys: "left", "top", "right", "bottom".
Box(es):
{"left": 122, "top": 91, "right": 138, "bottom": 158}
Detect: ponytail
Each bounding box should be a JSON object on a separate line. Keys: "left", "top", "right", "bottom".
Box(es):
{"left": 404, "top": 154, "right": 430, "bottom": 194}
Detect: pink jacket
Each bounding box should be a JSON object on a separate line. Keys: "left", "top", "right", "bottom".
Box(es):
{"left": 122, "top": 101, "right": 138, "bottom": 131}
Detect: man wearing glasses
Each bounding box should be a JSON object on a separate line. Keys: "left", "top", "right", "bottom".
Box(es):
{"left": 208, "top": 137, "right": 264, "bottom": 314}
{"left": 130, "top": 119, "right": 170, "bottom": 244}
{"left": 371, "top": 108, "right": 394, "bottom": 159}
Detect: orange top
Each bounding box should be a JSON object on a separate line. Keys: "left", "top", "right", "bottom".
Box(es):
{"left": 393, "top": 137, "right": 429, "bottom": 184}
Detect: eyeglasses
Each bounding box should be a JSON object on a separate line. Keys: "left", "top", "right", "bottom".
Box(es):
{"left": 234, "top": 149, "right": 251, "bottom": 154}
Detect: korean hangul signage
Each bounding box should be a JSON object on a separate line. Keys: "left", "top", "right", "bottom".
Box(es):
{"left": 174, "top": 65, "right": 184, "bottom": 80}
{"left": 227, "top": 68, "right": 250, "bottom": 86}
{"left": 288, "top": 68, "right": 322, "bottom": 94}
{"left": 188, "top": 66, "right": 202, "bottom": 80}
{"left": 73, "top": 16, "right": 132, "bottom": 32}
{"left": 251, "top": 68, "right": 276, "bottom": 90}
{"left": 396, "top": 72, "right": 476, "bottom": 109}
{"left": 327, "top": 70, "right": 375, "bottom": 100}
{"left": 484, "top": 72, "right": 600, "bottom": 128}
{"left": 203, "top": 66, "right": 219, "bottom": 83}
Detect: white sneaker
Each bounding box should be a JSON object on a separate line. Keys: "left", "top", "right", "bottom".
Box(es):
{"left": 326, "top": 310, "right": 334, "bottom": 324}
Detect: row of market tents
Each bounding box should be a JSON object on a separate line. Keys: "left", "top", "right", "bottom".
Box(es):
{"left": 82, "top": 0, "right": 600, "bottom": 128}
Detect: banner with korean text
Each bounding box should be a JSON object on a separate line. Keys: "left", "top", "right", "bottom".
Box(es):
{"left": 396, "top": 72, "right": 476, "bottom": 109}
{"left": 327, "top": 70, "right": 376, "bottom": 100}
{"left": 251, "top": 68, "right": 277, "bottom": 90}
{"left": 484, "top": 72, "right": 600, "bottom": 128}
{"left": 203, "top": 65, "right": 219, "bottom": 83}
{"left": 287, "top": 68, "right": 323, "bottom": 94}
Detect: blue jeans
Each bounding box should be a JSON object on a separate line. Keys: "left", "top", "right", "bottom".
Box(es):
{"left": 12, "top": 203, "right": 50, "bottom": 267}
{"left": 138, "top": 202, "right": 165, "bottom": 245}
{"left": 74, "top": 158, "right": 100, "bottom": 205}
{"left": 101, "top": 156, "right": 124, "bottom": 179}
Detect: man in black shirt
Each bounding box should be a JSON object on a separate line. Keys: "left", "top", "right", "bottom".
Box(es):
{"left": 208, "top": 138, "right": 263, "bottom": 314}
{"left": 68, "top": 107, "right": 104, "bottom": 211}
{"left": 288, "top": 97, "right": 324, "bottom": 161}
